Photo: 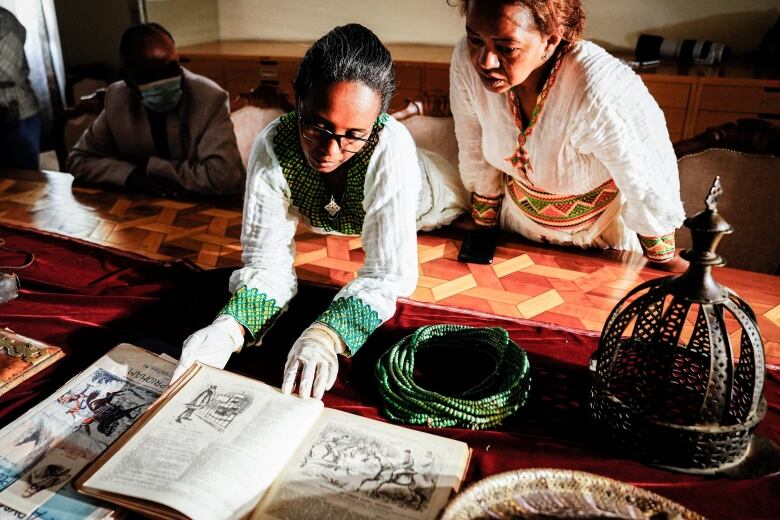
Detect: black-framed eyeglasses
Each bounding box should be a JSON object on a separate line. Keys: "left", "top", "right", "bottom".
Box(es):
{"left": 297, "top": 112, "right": 371, "bottom": 154}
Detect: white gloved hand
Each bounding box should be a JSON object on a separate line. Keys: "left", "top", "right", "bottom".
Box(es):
{"left": 281, "top": 323, "right": 345, "bottom": 399}
{"left": 171, "top": 314, "right": 245, "bottom": 384}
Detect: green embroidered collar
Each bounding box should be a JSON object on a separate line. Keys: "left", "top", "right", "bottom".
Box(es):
{"left": 272, "top": 112, "right": 389, "bottom": 234}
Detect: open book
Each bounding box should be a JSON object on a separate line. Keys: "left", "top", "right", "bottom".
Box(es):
{"left": 75, "top": 363, "right": 471, "bottom": 520}
{"left": 0, "top": 343, "right": 176, "bottom": 520}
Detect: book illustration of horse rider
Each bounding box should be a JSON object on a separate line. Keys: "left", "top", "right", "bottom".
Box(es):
{"left": 176, "top": 384, "right": 217, "bottom": 423}
{"left": 388, "top": 449, "right": 416, "bottom": 488}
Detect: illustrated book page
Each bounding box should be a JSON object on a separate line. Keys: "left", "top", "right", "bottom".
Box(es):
{"left": 0, "top": 343, "right": 176, "bottom": 519}
{"left": 254, "top": 407, "right": 470, "bottom": 520}
{"left": 76, "top": 363, "right": 325, "bottom": 520}
{"left": 0, "top": 328, "right": 64, "bottom": 397}
{"left": 77, "top": 363, "right": 470, "bottom": 520}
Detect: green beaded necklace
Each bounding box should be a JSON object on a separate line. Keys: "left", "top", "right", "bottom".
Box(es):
{"left": 375, "top": 324, "right": 531, "bottom": 430}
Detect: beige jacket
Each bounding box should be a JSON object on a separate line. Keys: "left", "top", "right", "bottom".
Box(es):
{"left": 67, "top": 69, "right": 244, "bottom": 195}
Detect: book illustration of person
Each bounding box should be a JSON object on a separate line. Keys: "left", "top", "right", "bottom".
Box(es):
{"left": 358, "top": 448, "right": 430, "bottom": 510}
{"left": 21, "top": 464, "right": 72, "bottom": 498}
{"left": 305, "top": 431, "right": 352, "bottom": 467}
{"left": 388, "top": 449, "right": 416, "bottom": 487}
{"left": 176, "top": 384, "right": 216, "bottom": 423}
{"left": 57, "top": 385, "right": 93, "bottom": 415}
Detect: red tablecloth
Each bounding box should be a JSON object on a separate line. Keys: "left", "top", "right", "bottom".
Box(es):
{"left": 0, "top": 224, "right": 777, "bottom": 519}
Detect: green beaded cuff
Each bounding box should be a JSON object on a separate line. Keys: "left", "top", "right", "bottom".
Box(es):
{"left": 471, "top": 192, "right": 502, "bottom": 227}
{"left": 219, "top": 286, "right": 282, "bottom": 339}
{"left": 315, "top": 296, "right": 382, "bottom": 355}
{"left": 639, "top": 232, "right": 676, "bottom": 262}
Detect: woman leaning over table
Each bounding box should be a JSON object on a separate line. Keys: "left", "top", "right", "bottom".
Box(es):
{"left": 450, "top": 0, "right": 686, "bottom": 266}
{"left": 172, "top": 24, "right": 467, "bottom": 398}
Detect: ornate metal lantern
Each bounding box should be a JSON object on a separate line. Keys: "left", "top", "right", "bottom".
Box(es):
{"left": 588, "top": 178, "right": 767, "bottom": 474}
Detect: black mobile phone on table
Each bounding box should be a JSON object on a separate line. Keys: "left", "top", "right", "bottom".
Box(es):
{"left": 458, "top": 228, "right": 498, "bottom": 265}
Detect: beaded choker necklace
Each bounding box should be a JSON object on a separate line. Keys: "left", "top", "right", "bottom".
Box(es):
{"left": 505, "top": 43, "right": 570, "bottom": 180}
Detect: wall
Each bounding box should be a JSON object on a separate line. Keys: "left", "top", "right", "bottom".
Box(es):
{"left": 214, "top": 0, "right": 779, "bottom": 54}
{"left": 145, "top": 0, "right": 219, "bottom": 47}
{"left": 53, "top": 0, "right": 137, "bottom": 70}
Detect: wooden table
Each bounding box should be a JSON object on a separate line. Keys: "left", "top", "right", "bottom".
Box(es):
{"left": 1, "top": 169, "right": 779, "bottom": 365}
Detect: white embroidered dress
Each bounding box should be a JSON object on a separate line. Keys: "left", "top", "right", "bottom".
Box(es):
{"left": 220, "top": 113, "right": 462, "bottom": 354}
{"left": 450, "top": 37, "right": 685, "bottom": 259}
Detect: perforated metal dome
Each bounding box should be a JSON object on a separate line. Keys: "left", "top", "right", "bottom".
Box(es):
{"left": 588, "top": 178, "right": 766, "bottom": 474}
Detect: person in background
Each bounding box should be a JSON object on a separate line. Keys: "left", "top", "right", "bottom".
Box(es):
{"left": 67, "top": 23, "right": 243, "bottom": 196}
{"left": 450, "top": 0, "right": 686, "bottom": 268}
{"left": 0, "top": 7, "right": 41, "bottom": 170}
{"left": 172, "top": 24, "right": 467, "bottom": 399}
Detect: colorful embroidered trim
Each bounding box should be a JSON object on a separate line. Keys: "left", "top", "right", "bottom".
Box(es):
{"left": 316, "top": 296, "right": 382, "bottom": 355}
{"left": 639, "top": 233, "right": 676, "bottom": 262}
{"left": 471, "top": 192, "right": 503, "bottom": 227}
{"left": 273, "top": 112, "right": 388, "bottom": 234}
{"left": 220, "top": 286, "right": 281, "bottom": 338}
{"left": 505, "top": 175, "right": 619, "bottom": 230}
{"left": 505, "top": 43, "right": 570, "bottom": 177}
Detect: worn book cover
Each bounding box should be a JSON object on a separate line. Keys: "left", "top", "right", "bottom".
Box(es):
{"left": 76, "top": 363, "right": 471, "bottom": 520}
{"left": 0, "top": 329, "right": 64, "bottom": 396}
{"left": 0, "top": 343, "right": 177, "bottom": 520}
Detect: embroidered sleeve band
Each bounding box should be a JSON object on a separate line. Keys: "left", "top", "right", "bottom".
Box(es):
{"left": 639, "top": 233, "right": 676, "bottom": 262}
{"left": 471, "top": 192, "right": 503, "bottom": 227}
{"left": 219, "top": 286, "right": 282, "bottom": 338}
{"left": 315, "top": 296, "right": 382, "bottom": 355}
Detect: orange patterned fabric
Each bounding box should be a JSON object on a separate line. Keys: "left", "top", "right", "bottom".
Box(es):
{"left": 505, "top": 175, "right": 619, "bottom": 231}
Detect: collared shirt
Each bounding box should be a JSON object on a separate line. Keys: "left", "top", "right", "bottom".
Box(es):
{"left": 0, "top": 7, "right": 39, "bottom": 123}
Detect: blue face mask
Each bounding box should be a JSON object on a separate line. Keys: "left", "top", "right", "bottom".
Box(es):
{"left": 138, "top": 75, "right": 183, "bottom": 113}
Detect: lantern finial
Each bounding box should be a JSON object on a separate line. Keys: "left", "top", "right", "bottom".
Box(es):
{"left": 705, "top": 176, "right": 723, "bottom": 212}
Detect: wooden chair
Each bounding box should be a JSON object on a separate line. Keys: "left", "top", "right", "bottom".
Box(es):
{"left": 52, "top": 89, "right": 106, "bottom": 171}
{"left": 674, "top": 118, "right": 780, "bottom": 158}
{"left": 675, "top": 119, "right": 780, "bottom": 274}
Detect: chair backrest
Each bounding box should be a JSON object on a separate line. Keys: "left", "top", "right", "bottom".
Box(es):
{"left": 230, "top": 106, "right": 285, "bottom": 168}
{"left": 676, "top": 148, "right": 780, "bottom": 274}
{"left": 400, "top": 115, "right": 459, "bottom": 172}
{"left": 230, "top": 83, "right": 294, "bottom": 113}
{"left": 674, "top": 118, "right": 780, "bottom": 158}
{"left": 54, "top": 89, "right": 106, "bottom": 170}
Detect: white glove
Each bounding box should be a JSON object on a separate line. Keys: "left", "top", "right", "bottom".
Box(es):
{"left": 171, "top": 315, "right": 245, "bottom": 383}
{"left": 282, "top": 323, "right": 345, "bottom": 399}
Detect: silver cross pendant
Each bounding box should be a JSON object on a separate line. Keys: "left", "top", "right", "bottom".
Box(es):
{"left": 324, "top": 195, "right": 341, "bottom": 218}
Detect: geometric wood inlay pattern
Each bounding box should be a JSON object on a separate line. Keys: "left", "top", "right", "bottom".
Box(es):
{"left": 2, "top": 169, "right": 779, "bottom": 366}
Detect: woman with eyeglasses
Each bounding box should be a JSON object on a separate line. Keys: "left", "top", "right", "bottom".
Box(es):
{"left": 450, "top": 0, "right": 686, "bottom": 268}
{"left": 173, "top": 23, "right": 467, "bottom": 398}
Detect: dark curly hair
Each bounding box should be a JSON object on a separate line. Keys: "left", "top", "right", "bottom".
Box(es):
{"left": 293, "top": 24, "right": 396, "bottom": 114}
{"left": 451, "top": 0, "right": 586, "bottom": 41}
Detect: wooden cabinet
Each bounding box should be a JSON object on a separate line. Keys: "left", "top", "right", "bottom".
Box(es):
{"left": 222, "top": 60, "right": 298, "bottom": 100}
{"left": 691, "top": 81, "right": 780, "bottom": 135}
{"left": 178, "top": 41, "right": 780, "bottom": 142}
{"left": 180, "top": 57, "right": 226, "bottom": 89}
{"left": 642, "top": 80, "right": 692, "bottom": 143}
